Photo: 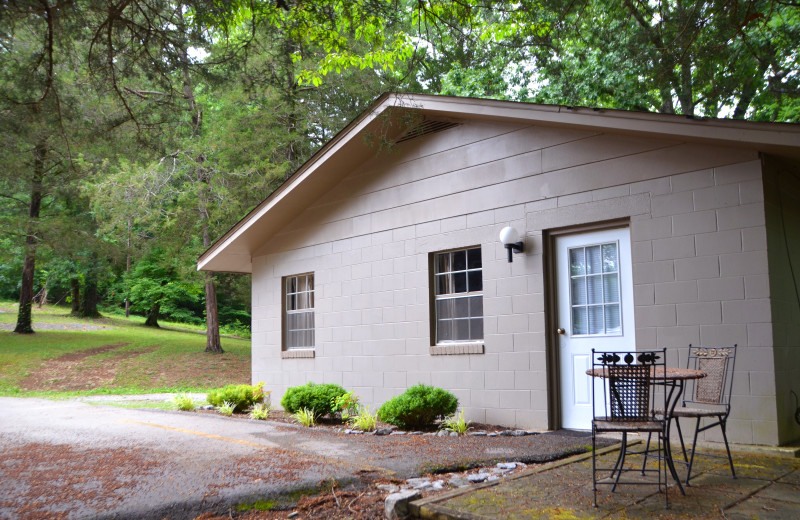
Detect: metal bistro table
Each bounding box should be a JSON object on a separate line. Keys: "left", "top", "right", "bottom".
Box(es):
{"left": 586, "top": 366, "right": 706, "bottom": 495}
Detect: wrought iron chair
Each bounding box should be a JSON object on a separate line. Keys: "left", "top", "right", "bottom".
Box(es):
{"left": 591, "top": 348, "right": 669, "bottom": 508}
{"left": 671, "top": 344, "right": 737, "bottom": 485}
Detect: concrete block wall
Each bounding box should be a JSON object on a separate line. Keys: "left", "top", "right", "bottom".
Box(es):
{"left": 250, "top": 117, "right": 779, "bottom": 444}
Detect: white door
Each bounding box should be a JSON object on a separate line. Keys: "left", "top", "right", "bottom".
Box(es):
{"left": 556, "top": 227, "right": 635, "bottom": 430}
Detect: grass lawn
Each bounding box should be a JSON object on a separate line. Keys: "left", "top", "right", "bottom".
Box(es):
{"left": 0, "top": 301, "right": 251, "bottom": 398}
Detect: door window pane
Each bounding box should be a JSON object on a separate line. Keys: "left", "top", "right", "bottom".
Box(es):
{"left": 568, "top": 241, "right": 622, "bottom": 336}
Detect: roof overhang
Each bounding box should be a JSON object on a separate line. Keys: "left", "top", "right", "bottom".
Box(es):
{"left": 198, "top": 93, "right": 800, "bottom": 273}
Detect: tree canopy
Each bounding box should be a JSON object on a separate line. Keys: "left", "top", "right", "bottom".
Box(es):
{"left": 1, "top": 0, "right": 797, "bottom": 341}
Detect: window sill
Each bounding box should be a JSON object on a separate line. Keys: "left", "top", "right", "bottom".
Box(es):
{"left": 429, "top": 343, "right": 484, "bottom": 356}
{"left": 281, "top": 349, "right": 315, "bottom": 359}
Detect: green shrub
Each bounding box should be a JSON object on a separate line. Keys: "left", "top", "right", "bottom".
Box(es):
{"left": 207, "top": 382, "right": 265, "bottom": 413}
{"left": 173, "top": 394, "right": 196, "bottom": 411}
{"left": 378, "top": 384, "right": 459, "bottom": 430}
{"left": 280, "top": 382, "right": 348, "bottom": 417}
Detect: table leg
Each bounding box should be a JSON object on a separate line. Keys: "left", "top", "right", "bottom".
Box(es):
{"left": 664, "top": 380, "right": 686, "bottom": 496}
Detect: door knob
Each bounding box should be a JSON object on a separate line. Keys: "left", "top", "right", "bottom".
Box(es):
{"left": 556, "top": 328, "right": 566, "bottom": 335}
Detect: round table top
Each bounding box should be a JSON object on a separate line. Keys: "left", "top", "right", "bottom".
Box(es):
{"left": 586, "top": 367, "right": 706, "bottom": 380}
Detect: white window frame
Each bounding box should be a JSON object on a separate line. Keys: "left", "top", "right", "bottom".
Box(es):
{"left": 432, "top": 246, "right": 484, "bottom": 345}
{"left": 283, "top": 273, "right": 315, "bottom": 351}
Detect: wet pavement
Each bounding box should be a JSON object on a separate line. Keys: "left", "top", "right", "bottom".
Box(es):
{"left": 0, "top": 397, "right": 608, "bottom": 519}
{"left": 414, "top": 438, "right": 800, "bottom": 519}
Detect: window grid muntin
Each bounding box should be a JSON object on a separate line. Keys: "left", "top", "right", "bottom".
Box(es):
{"left": 569, "top": 242, "right": 622, "bottom": 336}
{"left": 285, "top": 273, "right": 315, "bottom": 350}
{"left": 434, "top": 247, "right": 483, "bottom": 343}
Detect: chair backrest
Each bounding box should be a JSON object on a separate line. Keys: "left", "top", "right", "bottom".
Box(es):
{"left": 685, "top": 344, "right": 737, "bottom": 408}
{"left": 592, "top": 349, "right": 667, "bottom": 422}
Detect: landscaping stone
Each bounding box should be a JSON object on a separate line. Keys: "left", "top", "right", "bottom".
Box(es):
{"left": 467, "top": 473, "right": 491, "bottom": 483}
{"left": 488, "top": 432, "right": 499, "bottom": 437}
{"left": 373, "top": 428, "right": 394, "bottom": 436}
{"left": 406, "top": 477, "right": 431, "bottom": 489}
{"left": 377, "top": 484, "right": 400, "bottom": 493}
{"left": 469, "top": 431, "right": 487, "bottom": 436}
{"left": 389, "top": 431, "right": 407, "bottom": 436}
{"left": 497, "top": 462, "right": 519, "bottom": 470}
{"left": 448, "top": 477, "right": 470, "bottom": 488}
{"left": 436, "top": 430, "right": 449, "bottom": 437}
{"left": 431, "top": 480, "right": 445, "bottom": 490}
{"left": 449, "top": 431, "right": 459, "bottom": 437}
{"left": 409, "top": 431, "right": 423, "bottom": 435}
{"left": 385, "top": 489, "right": 421, "bottom": 520}
{"left": 510, "top": 430, "right": 528, "bottom": 436}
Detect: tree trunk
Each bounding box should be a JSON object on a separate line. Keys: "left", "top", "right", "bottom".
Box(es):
{"left": 204, "top": 271, "right": 223, "bottom": 353}
{"left": 78, "top": 272, "right": 101, "bottom": 318}
{"left": 144, "top": 301, "right": 160, "bottom": 327}
{"left": 14, "top": 141, "right": 46, "bottom": 334}
{"left": 70, "top": 278, "right": 81, "bottom": 315}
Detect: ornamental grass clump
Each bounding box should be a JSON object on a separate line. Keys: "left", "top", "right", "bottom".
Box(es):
{"left": 249, "top": 403, "right": 271, "bottom": 420}
{"left": 293, "top": 408, "right": 318, "bottom": 427}
{"left": 441, "top": 409, "right": 471, "bottom": 435}
{"left": 377, "top": 384, "right": 458, "bottom": 430}
{"left": 207, "top": 382, "right": 266, "bottom": 413}
{"left": 280, "top": 382, "right": 347, "bottom": 418}
{"left": 348, "top": 407, "right": 378, "bottom": 432}
{"left": 218, "top": 401, "right": 236, "bottom": 416}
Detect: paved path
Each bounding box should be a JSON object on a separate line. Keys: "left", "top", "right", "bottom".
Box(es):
{"left": 0, "top": 397, "right": 600, "bottom": 519}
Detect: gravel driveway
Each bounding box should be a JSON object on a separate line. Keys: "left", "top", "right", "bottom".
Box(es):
{"left": 0, "top": 397, "right": 599, "bottom": 519}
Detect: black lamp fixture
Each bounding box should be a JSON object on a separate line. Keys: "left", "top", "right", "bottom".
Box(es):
{"left": 499, "top": 226, "right": 524, "bottom": 263}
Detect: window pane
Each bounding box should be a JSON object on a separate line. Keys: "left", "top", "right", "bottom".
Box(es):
{"left": 435, "top": 253, "right": 450, "bottom": 274}
{"left": 437, "top": 319, "right": 452, "bottom": 342}
{"left": 587, "top": 275, "right": 603, "bottom": 305}
{"left": 454, "top": 297, "right": 469, "bottom": 319}
{"left": 570, "top": 248, "right": 585, "bottom": 276}
{"left": 602, "top": 244, "right": 618, "bottom": 273}
{"left": 468, "top": 271, "right": 482, "bottom": 292}
{"left": 454, "top": 319, "right": 470, "bottom": 340}
{"left": 287, "top": 277, "right": 297, "bottom": 293}
{"left": 307, "top": 275, "right": 314, "bottom": 291}
{"left": 436, "top": 299, "right": 454, "bottom": 320}
{"left": 469, "top": 296, "right": 483, "bottom": 318}
{"left": 467, "top": 248, "right": 482, "bottom": 269}
{"left": 453, "top": 250, "right": 466, "bottom": 271}
{"left": 297, "top": 276, "right": 307, "bottom": 293}
{"left": 586, "top": 245, "right": 602, "bottom": 274}
{"left": 571, "top": 278, "right": 586, "bottom": 305}
{"left": 572, "top": 307, "right": 587, "bottom": 335}
{"left": 603, "top": 273, "right": 619, "bottom": 303}
{"left": 605, "top": 304, "right": 621, "bottom": 334}
{"left": 308, "top": 290, "right": 315, "bottom": 309}
{"left": 287, "top": 293, "right": 297, "bottom": 311}
{"left": 453, "top": 272, "right": 467, "bottom": 293}
{"left": 470, "top": 318, "right": 484, "bottom": 340}
{"left": 435, "top": 274, "right": 449, "bottom": 295}
{"left": 588, "top": 306, "right": 603, "bottom": 335}
{"left": 297, "top": 292, "right": 308, "bottom": 310}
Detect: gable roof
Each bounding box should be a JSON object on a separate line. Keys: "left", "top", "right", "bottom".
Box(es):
{"left": 198, "top": 92, "right": 800, "bottom": 273}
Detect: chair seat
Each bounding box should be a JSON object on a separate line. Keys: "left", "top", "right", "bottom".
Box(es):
{"left": 670, "top": 407, "right": 726, "bottom": 418}
{"left": 593, "top": 419, "right": 664, "bottom": 432}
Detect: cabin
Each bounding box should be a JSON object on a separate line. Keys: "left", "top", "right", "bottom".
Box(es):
{"left": 199, "top": 93, "right": 800, "bottom": 446}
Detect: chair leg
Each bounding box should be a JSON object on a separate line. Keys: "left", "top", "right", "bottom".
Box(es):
{"left": 611, "top": 432, "right": 628, "bottom": 492}
{"left": 685, "top": 417, "right": 702, "bottom": 486}
{"left": 674, "top": 416, "right": 688, "bottom": 463}
{"left": 719, "top": 418, "right": 736, "bottom": 479}
{"left": 592, "top": 427, "right": 598, "bottom": 508}
{"left": 641, "top": 432, "right": 653, "bottom": 475}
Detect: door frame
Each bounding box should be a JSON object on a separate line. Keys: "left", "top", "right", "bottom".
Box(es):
{"left": 544, "top": 218, "right": 632, "bottom": 430}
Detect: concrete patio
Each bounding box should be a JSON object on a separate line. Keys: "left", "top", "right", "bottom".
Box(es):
{"left": 412, "top": 439, "right": 800, "bottom": 519}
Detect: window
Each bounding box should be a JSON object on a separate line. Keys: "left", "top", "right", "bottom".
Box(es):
{"left": 433, "top": 247, "right": 483, "bottom": 343}
{"left": 568, "top": 242, "right": 621, "bottom": 336}
{"left": 284, "top": 273, "right": 314, "bottom": 350}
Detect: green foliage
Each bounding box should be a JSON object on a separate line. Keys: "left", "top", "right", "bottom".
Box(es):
{"left": 377, "top": 384, "right": 459, "bottom": 430}
{"left": 348, "top": 407, "right": 378, "bottom": 432}
{"left": 441, "top": 410, "right": 471, "bottom": 435}
{"left": 218, "top": 401, "right": 236, "bottom": 416}
{"left": 173, "top": 394, "right": 197, "bottom": 411}
{"left": 249, "top": 402, "right": 271, "bottom": 420}
{"left": 280, "top": 382, "right": 348, "bottom": 417}
{"left": 292, "top": 407, "right": 318, "bottom": 427}
{"left": 331, "top": 390, "right": 360, "bottom": 420}
{"left": 207, "top": 382, "right": 265, "bottom": 413}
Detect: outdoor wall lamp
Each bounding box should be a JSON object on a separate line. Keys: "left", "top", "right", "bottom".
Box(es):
{"left": 499, "top": 226, "right": 524, "bottom": 263}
